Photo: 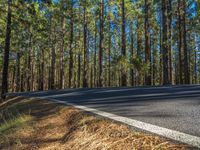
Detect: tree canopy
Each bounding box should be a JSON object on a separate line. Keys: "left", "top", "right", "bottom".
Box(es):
{"left": 0, "top": 0, "right": 200, "bottom": 96}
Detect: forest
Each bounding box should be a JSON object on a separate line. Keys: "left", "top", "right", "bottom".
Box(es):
{"left": 0, "top": 0, "right": 200, "bottom": 99}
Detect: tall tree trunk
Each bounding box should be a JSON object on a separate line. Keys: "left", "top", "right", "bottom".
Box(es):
{"left": 31, "top": 54, "right": 34, "bottom": 91}
{"left": 90, "top": 56, "right": 93, "bottom": 88}
{"left": 1, "top": 0, "right": 12, "bottom": 99}
{"left": 83, "top": 0, "right": 88, "bottom": 88}
{"left": 78, "top": 50, "right": 81, "bottom": 88}
{"left": 136, "top": 21, "right": 142, "bottom": 86}
{"left": 130, "top": 22, "right": 134, "bottom": 86}
{"left": 152, "top": 36, "right": 157, "bottom": 86}
{"left": 121, "top": 0, "right": 127, "bottom": 86}
{"left": 21, "top": 59, "right": 26, "bottom": 92}
{"left": 144, "top": 0, "right": 151, "bottom": 86}
{"left": 162, "top": 0, "right": 170, "bottom": 85}
{"left": 27, "top": 32, "right": 32, "bottom": 91}
{"left": 159, "top": 11, "right": 163, "bottom": 85}
{"left": 69, "top": 2, "right": 74, "bottom": 88}
{"left": 11, "top": 65, "right": 16, "bottom": 92}
{"left": 47, "top": 54, "right": 49, "bottom": 90}
{"left": 178, "top": 0, "right": 189, "bottom": 84}
{"left": 50, "top": 46, "right": 56, "bottom": 89}
{"left": 50, "top": 21, "right": 56, "bottom": 89}
{"left": 194, "top": 35, "right": 198, "bottom": 84}
{"left": 21, "top": 66, "right": 24, "bottom": 92}
{"left": 182, "top": 0, "right": 189, "bottom": 84}
{"left": 16, "top": 52, "right": 21, "bottom": 92}
{"left": 108, "top": 14, "right": 111, "bottom": 87}
{"left": 59, "top": 2, "right": 65, "bottom": 89}
{"left": 77, "top": 10, "right": 81, "bottom": 88}
{"left": 108, "top": 35, "right": 111, "bottom": 87}
{"left": 39, "top": 49, "right": 44, "bottom": 90}
{"left": 93, "top": 22, "right": 97, "bottom": 87}
{"left": 167, "top": 0, "right": 173, "bottom": 84}
{"left": 98, "top": 0, "right": 104, "bottom": 87}
{"left": 73, "top": 40, "right": 77, "bottom": 88}
{"left": 175, "top": 52, "right": 179, "bottom": 84}
{"left": 178, "top": 14, "right": 184, "bottom": 84}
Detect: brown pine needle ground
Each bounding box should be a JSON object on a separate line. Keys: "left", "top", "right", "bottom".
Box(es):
{"left": 0, "top": 97, "right": 190, "bottom": 150}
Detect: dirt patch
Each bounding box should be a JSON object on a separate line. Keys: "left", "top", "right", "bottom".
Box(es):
{"left": 0, "top": 97, "right": 189, "bottom": 150}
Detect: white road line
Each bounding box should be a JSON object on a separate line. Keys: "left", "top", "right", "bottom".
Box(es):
{"left": 41, "top": 92, "right": 168, "bottom": 100}
{"left": 36, "top": 97, "right": 200, "bottom": 148}
{"left": 39, "top": 92, "right": 82, "bottom": 98}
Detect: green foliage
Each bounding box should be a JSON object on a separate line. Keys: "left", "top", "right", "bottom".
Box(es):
{"left": 0, "top": 100, "right": 33, "bottom": 136}
{"left": 0, "top": 115, "right": 32, "bottom": 134}
{"left": 130, "top": 57, "right": 150, "bottom": 74}
{"left": 0, "top": 0, "right": 200, "bottom": 90}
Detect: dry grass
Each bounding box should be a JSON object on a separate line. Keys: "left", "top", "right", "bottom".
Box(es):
{"left": 0, "top": 97, "right": 189, "bottom": 150}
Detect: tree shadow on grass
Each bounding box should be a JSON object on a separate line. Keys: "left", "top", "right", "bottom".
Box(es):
{"left": 0, "top": 97, "right": 88, "bottom": 149}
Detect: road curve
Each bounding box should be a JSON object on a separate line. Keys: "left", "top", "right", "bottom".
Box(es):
{"left": 10, "top": 85, "right": 200, "bottom": 145}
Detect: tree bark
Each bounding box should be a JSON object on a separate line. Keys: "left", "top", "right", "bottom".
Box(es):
{"left": 27, "top": 32, "right": 32, "bottom": 91}
{"left": 21, "top": 66, "right": 24, "bottom": 92}
{"left": 1, "top": 0, "right": 12, "bottom": 99}
{"left": 137, "top": 21, "right": 142, "bottom": 86}
{"left": 121, "top": 0, "right": 127, "bottom": 86}
{"left": 16, "top": 52, "right": 21, "bottom": 92}
{"left": 39, "top": 49, "right": 44, "bottom": 91}
{"left": 78, "top": 51, "right": 81, "bottom": 88}
{"left": 182, "top": 0, "right": 190, "bottom": 84}
{"left": 152, "top": 36, "right": 157, "bottom": 86}
{"left": 50, "top": 46, "right": 56, "bottom": 89}
{"left": 11, "top": 65, "right": 15, "bottom": 92}
{"left": 194, "top": 35, "right": 198, "bottom": 84}
{"left": 68, "top": 1, "right": 74, "bottom": 88}
{"left": 167, "top": 0, "right": 173, "bottom": 84}
{"left": 50, "top": 22, "right": 56, "bottom": 89}
{"left": 93, "top": 22, "right": 97, "bottom": 87}
{"left": 162, "top": 0, "right": 170, "bottom": 85}
{"left": 130, "top": 22, "right": 134, "bottom": 86}
{"left": 59, "top": 1, "right": 65, "bottom": 89}
{"left": 159, "top": 9, "right": 163, "bottom": 85}
{"left": 83, "top": 0, "right": 88, "bottom": 88}
{"left": 144, "top": 0, "right": 151, "bottom": 86}
{"left": 108, "top": 14, "right": 111, "bottom": 87}
{"left": 77, "top": 8, "right": 81, "bottom": 88}
{"left": 178, "top": 0, "right": 189, "bottom": 84}
{"left": 98, "top": 0, "right": 104, "bottom": 87}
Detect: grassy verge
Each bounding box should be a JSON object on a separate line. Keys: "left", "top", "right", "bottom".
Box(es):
{"left": 0, "top": 97, "right": 189, "bottom": 150}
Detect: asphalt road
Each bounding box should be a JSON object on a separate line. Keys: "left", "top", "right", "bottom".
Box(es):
{"left": 11, "top": 85, "right": 200, "bottom": 138}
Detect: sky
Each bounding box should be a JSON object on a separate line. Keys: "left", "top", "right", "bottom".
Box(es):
{"left": 53, "top": 0, "right": 59, "bottom": 3}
